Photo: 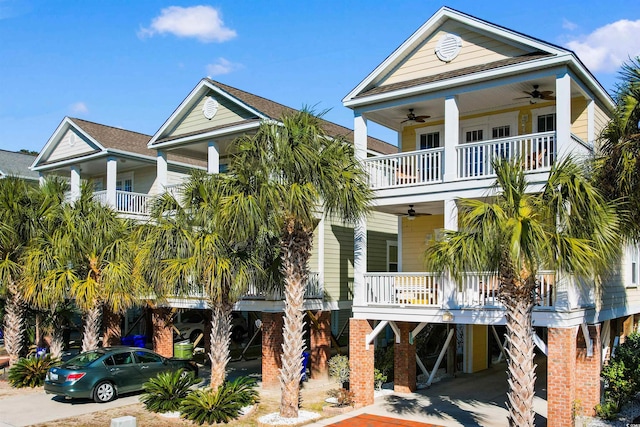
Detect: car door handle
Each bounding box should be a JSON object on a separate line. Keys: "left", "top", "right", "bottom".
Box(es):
{"left": 140, "top": 366, "right": 148, "bottom": 369}
{"left": 110, "top": 368, "right": 118, "bottom": 372}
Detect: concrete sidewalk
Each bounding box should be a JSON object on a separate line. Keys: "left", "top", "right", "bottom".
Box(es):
{"left": 307, "top": 359, "right": 548, "bottom": 427}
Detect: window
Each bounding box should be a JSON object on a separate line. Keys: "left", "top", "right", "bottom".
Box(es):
{"left": 465, "top": 129, "right": 483, "bottom": 143}
{"left": 107, "top": 352, "right": 133, "bottom": 366}
{"left": 419, "top": 132, "right": 440, "bottom": 150}
{"left": 134, "top": 351, "right": 163, "bottom": 364}
{"left": 492, "top": 125, "right": 510, "bottom": 139}
{"left": 537, "top": 114, "right": 556, "bottom": 132}
{"left": 116, "top": 178, "right": 132, "bottom": 192}
{"left": 387, "top": 241, "right": 398, "bottom": 272}
{"left": 631, "top": 246, "right": 639, "bottom": 287}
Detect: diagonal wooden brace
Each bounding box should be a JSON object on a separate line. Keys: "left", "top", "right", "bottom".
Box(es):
{"left": 365, "top": 320, "right": 388, "bottom": 350}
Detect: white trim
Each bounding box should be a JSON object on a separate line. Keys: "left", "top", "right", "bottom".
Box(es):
{"left": 150, "top": 121, "right": 261, "bottom": 150}
{"left": 532, "top": 106, "right": 556, "bottom": 132}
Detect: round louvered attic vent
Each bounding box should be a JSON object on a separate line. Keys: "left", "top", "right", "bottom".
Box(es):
{"left": 435, "top": 33, "right": 462, "bottom": 62}
{"left": 68, "top": 133, "right": 76, "bottom": 146}
{"left": 202, "top": 96, "right": 219, "bottom": 120}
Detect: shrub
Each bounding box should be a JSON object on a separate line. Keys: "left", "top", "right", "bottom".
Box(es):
{"left": 327, "top": 387, "right": 355, "bottom": 407}
{"left": 141, "top": 369, "right": 200, "bottom": 413}
{"left": 8, "top": 355, "right": 59, "bottom": 388}
{"left": 374, "top": 368, "right": 387, "bottom": 391}
{"left": 328, "top": 355, "right": 350, "bottom": 386}
{"left": 599, "top": 333, "right": 640, "bottom": 419}
{"left": 180, "top": 377, "right": 259, "bottom": 425}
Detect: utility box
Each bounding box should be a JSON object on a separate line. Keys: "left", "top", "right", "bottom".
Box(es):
{"left": 110, "top": 416, "right": 136, "bottom": 427}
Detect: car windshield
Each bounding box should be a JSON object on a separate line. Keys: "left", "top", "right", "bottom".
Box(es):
{"left": 64, "top": 350, "right": 104, "bottom": 368}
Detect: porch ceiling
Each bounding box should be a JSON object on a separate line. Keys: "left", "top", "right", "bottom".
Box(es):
{"left": 41, "top": 155, "right": 152, "bottom": 177}
{"left": 366, "top": 76, "right": 587, "bottom": 132}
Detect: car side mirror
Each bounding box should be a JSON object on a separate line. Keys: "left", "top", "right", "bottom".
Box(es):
{"left": 162, "top": 358, "right": 168, "bottom": 365}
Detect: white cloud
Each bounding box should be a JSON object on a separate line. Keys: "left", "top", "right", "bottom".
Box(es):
{"left": 69, "top": 102, "right": 88, "bottom": 114}
{"left": 139, "top": 5, "right": 236, "bottom": 43}
{"left": 562, "top": 19, "right": 578, "bottom": 31}
{"left": 566, "top": 19, "right": 640, "bottom": 73}
{"left": 206, "top": 58, "right": 242, "bottom": 76}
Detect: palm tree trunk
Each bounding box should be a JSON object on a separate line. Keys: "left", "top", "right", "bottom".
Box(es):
{"left": 82, "top": 303, "right": 102, "bottom": 352}
{"left": 3, "top": 282, "right": 25, "bottom": 366}
{"left": 49, "top": 323, "right": 64, "bottom": 359}
{"left": 208, "top": 302, "right": 233, "bottom": 389}
{"left": 279, "top": 218, "right": 312, "bottom": 418}
{"left": 502, "top": 279, "right": 537, "bottom": 427}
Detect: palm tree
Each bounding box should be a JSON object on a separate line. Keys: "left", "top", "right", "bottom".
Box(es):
{"left": 595, "top": 56, "right": 640, "bottom": 241}
{"left": 227, "top": 109, "right": 371, "bottom": 418}
{"left": 54, "top": 184, "right": 135, "bottom": 352}
{"left": 425, "top": 157, "right": 619, "bottom": 427}
{"left": 138, "top": 172, "right": 257, "bottom": 390}
{"left": 0, "top": 177, "right": 65, "bottom": 365}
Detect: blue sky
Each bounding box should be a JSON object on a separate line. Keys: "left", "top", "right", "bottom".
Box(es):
{"left": 1, "top": 0, "right": 639, "bottom": 153}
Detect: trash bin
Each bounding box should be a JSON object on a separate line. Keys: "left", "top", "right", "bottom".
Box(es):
{"left": 133, "top": 334, "right": 147, "bottom": 348}
{"left": 301, "top": 351, "right": 310, "bottom": 381}
{"left": 120, "top": 336, "right": 134, "bottom": 346}
{"left": 173, "top": 341, "right": 194, "bottom": 360}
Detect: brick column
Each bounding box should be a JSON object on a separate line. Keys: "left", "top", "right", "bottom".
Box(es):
{"left": 310, "top": 311, "right": 331, "bottom": 380}
{"left": 203, "top": 309, "right": 212, "bottom": 351}
{"left": 102, "top": 306, "right": 122, "bottom": 346}
{"left": 394, "top": 322, "right": 416, "bottom": 393}
{"left": 152, "top": 308, "right": 174, "bottom": 358}
{"left": 261, "top": 312, "right": 283, "bottom": 388}
{"left": 576, "top": 324, "right": 602, "bottom": 417}
{"left": 349, "top": 318, "right": 375, "bottom": 407}
{"left": 548, "top": 327, "right": 578, "bottom": 427}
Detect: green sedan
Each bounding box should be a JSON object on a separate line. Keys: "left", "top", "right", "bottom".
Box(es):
{"left": 44, "top": 346, "right": 198, "bottom": 403}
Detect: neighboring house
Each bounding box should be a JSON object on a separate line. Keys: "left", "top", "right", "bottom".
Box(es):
{"left": 0, "top": 149, "right": 39, "bottom": 182}
{"left": 342, "top": 7, "right": 629, "bottom": 426}
{"left": 146, "top": 78, "right": 398, "bottom": 384}
{"left": 30, "top": 117, "right": 204, "bottom": 219}
{"left": 31, "top": 81, "right": 399, "bottom": 384}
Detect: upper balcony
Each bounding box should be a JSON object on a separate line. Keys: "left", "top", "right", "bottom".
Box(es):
{"left": 365, "top": 131, "right": 557, "bottom": 190}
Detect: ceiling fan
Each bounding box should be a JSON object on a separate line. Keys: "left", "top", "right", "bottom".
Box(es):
{"left": 401, "top": 108, "right": 431, "bottom": 123}
{"left": 404, "top": 205, "right": 431, "bottom": 220}
{"left": 514, "top": 84, "right": 556, "bottom": 103}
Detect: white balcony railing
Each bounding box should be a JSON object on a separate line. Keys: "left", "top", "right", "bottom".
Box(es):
{"left": 364, "top": 272, "right": 443, "bottom": 306}
{"left": 363, "top": 271, "right": 555, "bottom": 309}
{"left": 365, "top": 148, "right": 443, "bottom": 189}
{"left": 363, "top": 131, "right": 557, "bottom": 190}
{"left": 113, "top": 190, "right": 153, "bottom": 216}
{"left": 243, "top": 272, "right": 323, "bottom": 300}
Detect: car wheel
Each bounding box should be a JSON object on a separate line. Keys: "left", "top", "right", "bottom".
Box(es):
{"left": 231, "top": 326, "right": 245, "bottom": 343}
{"left": 93, "top": 381, "right": 116, "bottom": 403}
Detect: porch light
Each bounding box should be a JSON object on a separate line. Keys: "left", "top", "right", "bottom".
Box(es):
{"left": 407, "top": 206, "right": 416, "bottom": 220}
{"left": 442, "top": 310, "right": 454, "bottom": 322}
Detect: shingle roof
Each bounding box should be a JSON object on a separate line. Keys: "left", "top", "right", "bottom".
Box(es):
{"left": 356, "top": 52, "right": 553, "bottom": 99}
{"left": 0, "top": 149, "right": 40, "bottom": 181}
{"left": 200, "top": 79, "right": 398, "bottom": 155}
{"left": 156, "top": 79, "right": 398, "bottom": 154}
{"left": 70, "top": 118, "right": 206, "bottom": 167}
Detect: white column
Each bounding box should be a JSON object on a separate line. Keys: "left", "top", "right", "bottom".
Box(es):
{"left": 318, "top": 214, "right": 325, "bottom": 297}
{"left": 207, "top": 141, "right": 220, "bottom": 174}
{"left": 587, "top": 99, "right": 595, "bottom": 147}
{"left": 397, "top": 217, "right": 403, "bottom": 272}
{"left": 444, "top": 96, "right": 459, "bottom": 181}
{"left": 106, "top": 156, "right": 117, "bottom": 208}
{"left": 70, "top": 165, "right": 81, "bottom": 202}
{"left": 353, "top": 112, "right": 368, "bottom": 307}
{"left": 157, "top": 150, "right": 168, "bottom": 194}
{"left": 38, "top": 173, "right": 46, "bottom": 187}
{"left": 556, "top": 70, "right": 572, "bottom": 159}
{"left": 443, "top": 199, "right": 459, "bottom": 308}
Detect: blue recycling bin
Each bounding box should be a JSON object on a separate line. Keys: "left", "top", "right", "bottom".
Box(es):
{"left": 120, "top": 335, "right": 134, "bottom": 346}
{"left": 301, "top": 351, "right": 310, "bottom": 382}
{"left": 133, "top": 334, "right": 147, "bottom": 348}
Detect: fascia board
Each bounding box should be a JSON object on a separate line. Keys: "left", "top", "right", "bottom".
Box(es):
{"left": 150, "top": 121, "right": 261, "bottom": 150}
{"left": 343, "top": 7, "right": 569, "bottom": 104}
{"left": 205, "top": 82, "right": 271, "bottom": 120}
{"left": 31, "top": 151, "right": 107, "bottom": 171}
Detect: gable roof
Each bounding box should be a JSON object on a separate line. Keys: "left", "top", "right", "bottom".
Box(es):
{"left": 32, "top": 117, "right": 205, "bottom": 171}
{"left": 0, "top": 150, "right": 39, "bottom": 181}
{"left": 150, "top": 79, "right": 397, "bottom": 155}
{"left": 343, "top": 6, "right": 613, "bottom": 109}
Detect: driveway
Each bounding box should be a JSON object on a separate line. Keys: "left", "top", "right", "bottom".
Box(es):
{"left": 0, "top": 390, "right": 141, "bottom": 427}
